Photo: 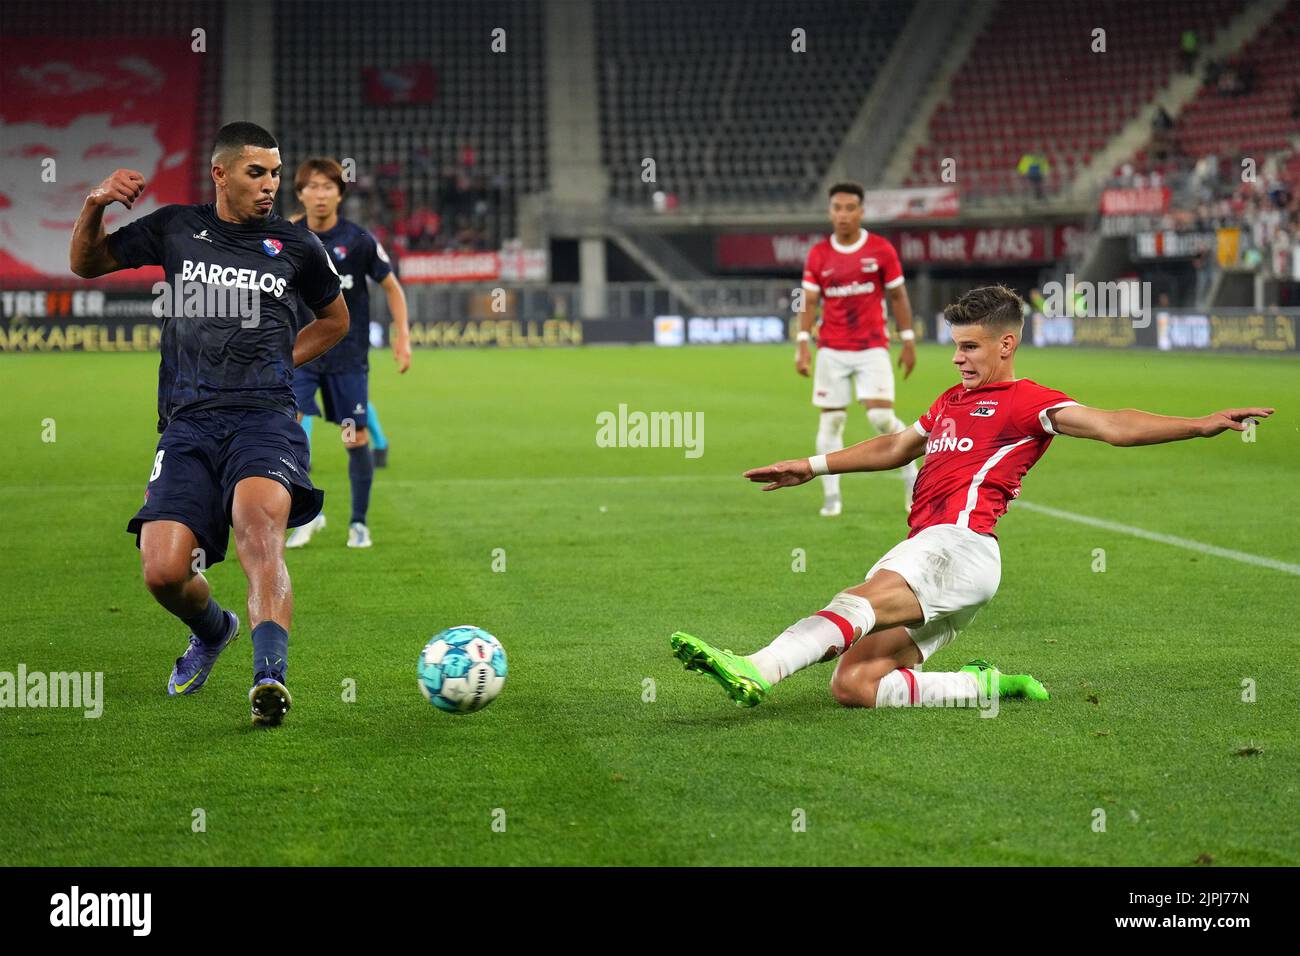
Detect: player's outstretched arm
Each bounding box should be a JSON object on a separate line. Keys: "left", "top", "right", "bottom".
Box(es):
{"left": 293, "top": 294, "right": 350, "bottom": 367}
{"left": 69, "top": 169, "right": 145, "bottom": 278}
{"left": 1049, "top": 404, "right": 1275, "bottom": 446}
{"left": 744, "top": 427, "right": 926, "bottom": 491}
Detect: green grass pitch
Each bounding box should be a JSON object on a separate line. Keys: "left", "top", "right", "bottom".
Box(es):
{"left": 1, "top": 343, "right": 1297, "bottom": 866}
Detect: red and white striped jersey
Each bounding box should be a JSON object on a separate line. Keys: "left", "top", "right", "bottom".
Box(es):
{"left": 801, "top": 231, "right": 904, "bottom": 351}
{"left": 908, "top": 379, "right": 1078, "bottom": 538}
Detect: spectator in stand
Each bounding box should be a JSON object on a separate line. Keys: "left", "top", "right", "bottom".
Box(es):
{"left": 1151, "top": 106, "right": 1177, "bottom": 163}
{"left": 1180, "top": 28, "right": 1198, "bottom": 75}
{"left": 1193, "top": 153, "right": 1221, "bottom": 203}
{"left": 1017, "top": 150, "right": 1050, "bottom": 200}
{"left": 1215, "top": 60, "right": 1248, "bottom": 97}
{"left": 1193, "top": 249, "right": 1216, "bottom": 306}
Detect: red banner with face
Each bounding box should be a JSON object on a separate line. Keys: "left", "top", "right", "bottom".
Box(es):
{"left": 0, "top": 38, "right": 201, "bottom": 286}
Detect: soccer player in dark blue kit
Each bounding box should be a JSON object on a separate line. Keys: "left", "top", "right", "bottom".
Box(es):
{"left": 285, "top": 157, "right": 411, "bottom": 550}
{"left": 69, "top": 122, "right": 349, "bottom": 727}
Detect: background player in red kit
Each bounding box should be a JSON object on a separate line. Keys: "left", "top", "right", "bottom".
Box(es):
{"left": 673, "top": 285, "right": 1273, "bottom": 710}
{"left": 797, "top": 181, "right": 918, "bottom": 517}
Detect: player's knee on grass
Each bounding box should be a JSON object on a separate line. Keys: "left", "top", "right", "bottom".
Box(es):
{"left": 830, "top": 662, "right": 880, "bottom": 708}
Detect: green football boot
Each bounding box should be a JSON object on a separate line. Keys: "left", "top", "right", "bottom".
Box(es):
{"left": 960, "top": 658, "right": 1050, "bottom": 701}
{"left": 670, "top": 631, "right": 771, "bottom": 707}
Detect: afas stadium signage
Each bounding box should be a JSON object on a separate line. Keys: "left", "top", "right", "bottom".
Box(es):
{"left": 717, "top": 225, "right": 1084, "bottom": 269}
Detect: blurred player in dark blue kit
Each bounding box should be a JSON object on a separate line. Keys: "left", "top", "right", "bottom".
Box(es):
{"left": 286, "top": 157, "right": 411, "bottom": 550}
{"left": 69, "top": 123, "right": 349, "bottom": 727}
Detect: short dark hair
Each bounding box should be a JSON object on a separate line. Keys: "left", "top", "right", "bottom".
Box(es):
{"left": 294, "top": 157, "right": 346, "bottom": 197}
{"left": 827, "top": 181, "right": 865, "bottom": 202}
{"left": 944, "top": 285, "right": 1025, "bottom": 331}
{"left": 211, "top": 122, "right": 279, "bottom": 168}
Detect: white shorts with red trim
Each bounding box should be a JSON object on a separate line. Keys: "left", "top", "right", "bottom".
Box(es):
{"left": 813, "top": 346, "right": 894, "bottom": 407}
{"left": 865, "top": 523, "right": 1001, "bottom": 661}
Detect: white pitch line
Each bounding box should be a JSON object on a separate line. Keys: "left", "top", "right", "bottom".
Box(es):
{"left": 1013, "top": 500, "right": 1300, "bottom": 576}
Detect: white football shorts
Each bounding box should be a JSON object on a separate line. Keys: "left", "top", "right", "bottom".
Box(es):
{"left": 865, "top": 523, "right": 1002, "bottom": 661}
{"left": 813, "top": 346, "right": 894, "bottom": 407}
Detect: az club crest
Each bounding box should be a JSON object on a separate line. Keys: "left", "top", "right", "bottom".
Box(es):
{"left": 262, "top": 238, "right": 283, "bottom": 256}
{"left": 860, "top": 257, "right": 879, "bottom": 272}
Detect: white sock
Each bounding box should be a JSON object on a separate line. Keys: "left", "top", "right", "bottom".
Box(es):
{"left": 749, "top": 592, "right": 876, "bottom": 684}
{"left": 867, "top": 407, "right": 917, "bottom": 503}
{"left": 816, "top": 410, "right": 846, "bottom": 499}
{"left": 875, "top": 668, "right": 978, "bottom": 708}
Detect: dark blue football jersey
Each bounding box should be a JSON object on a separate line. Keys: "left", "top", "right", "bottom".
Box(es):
{"left": 294, "top": 217, "right": 392, "bottom": 371}
{"left": 107, "top": 203, "right": 342, "bottom": 431}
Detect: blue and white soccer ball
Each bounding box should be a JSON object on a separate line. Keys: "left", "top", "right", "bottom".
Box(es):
{"left": 417, "top": 625, "right": 508, "bottom": 714}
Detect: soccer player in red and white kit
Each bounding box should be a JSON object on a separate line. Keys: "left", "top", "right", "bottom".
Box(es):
{"left": 797, "top": 181, "right": 918, "bottom": 517}
{"left": 671, "top": 285, "right": 1273, "bottom": 709}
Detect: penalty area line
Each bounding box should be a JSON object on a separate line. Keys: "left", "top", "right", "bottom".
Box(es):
{"left": 1013, "top": 500, "right": 1300, "bottom": 576}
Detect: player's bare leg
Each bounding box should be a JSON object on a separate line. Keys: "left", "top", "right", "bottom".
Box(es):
{"left": 679, "top": 570, "right": 1045, "bottom": 707}
{"left": 673, "top": 570, "right": 924, "bottom": 706}
{"left": 828, "top": 625, "right": 922, "bottom": 707}
{"left": 863, "top": 398, "right": 917, "bottom": 511}
{"left": 831, "top": 572, "right": 1046, "bottom": 707}
{"left": 342, "top": 424, "right": 373, "bottom": 548}
{"left": 816, "top": 407, "right": 846, "bottom": 516}
{"left": 141, "top": 520, "right": 240, "bottom": 696}
{"left": 141, "top": 520, "right": 210, "bottom": 619}
{"left": 232, "top": 476, "right": 294, "bottom": 725}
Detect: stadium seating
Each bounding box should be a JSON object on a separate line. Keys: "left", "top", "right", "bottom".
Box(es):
{"left": 902, "top": 0, "right": 1247, "bottom": 201}
{"left": 594, "top": 0, "right": 911, "bottom": 207}
{"left": 1155, "top": 0, "right": 1300, "bottom": 162}
{"left": 276, "top": 0, "right": 548, "bottom": 246}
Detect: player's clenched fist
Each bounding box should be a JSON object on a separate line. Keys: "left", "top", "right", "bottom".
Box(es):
{"left": 88, "top": 169, "right": 146, "bottom": 209}
{"left": 744, "top": 458, "right": 814, "bottom": 491}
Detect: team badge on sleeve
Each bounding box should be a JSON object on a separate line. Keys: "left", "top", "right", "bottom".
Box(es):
{"left": 262, "top": 238, "right": 283, "bottom": 256}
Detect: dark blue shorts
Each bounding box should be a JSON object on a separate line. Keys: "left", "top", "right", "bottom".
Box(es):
{"left": 292, "top": 363, "right": 369, "bottom": 426}
{"left": 126, "top": 407, "right": 324, "bottom": 566}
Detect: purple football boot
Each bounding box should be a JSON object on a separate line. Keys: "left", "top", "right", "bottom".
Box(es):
{"left": 168, "top": 611, "right": 240, "bottom": 696}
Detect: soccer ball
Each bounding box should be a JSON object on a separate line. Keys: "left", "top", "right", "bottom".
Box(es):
{"left": 417, "top": 625, "right": 507, "bottom": 714}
